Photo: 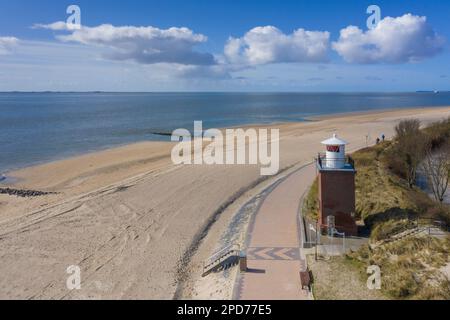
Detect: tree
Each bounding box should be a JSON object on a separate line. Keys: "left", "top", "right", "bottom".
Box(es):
{"left": 395, "top": 119, "right": 427, "bottom": 188}
{"left": 421, "top": 143, "right": 450, "bottom": 203}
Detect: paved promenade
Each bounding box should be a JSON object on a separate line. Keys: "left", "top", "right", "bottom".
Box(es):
{"left": 234, "top": 164, "right": 316, "bottom": 300}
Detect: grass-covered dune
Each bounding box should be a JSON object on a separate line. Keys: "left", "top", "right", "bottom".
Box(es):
{"left": 305, "top": 119, "right": 450, "bottom": 241}
{"left": 306, "top": 118, "right": 450, "bottom": 300}
{"left": 354, "top": 142, "right": 439, "bottom": 241}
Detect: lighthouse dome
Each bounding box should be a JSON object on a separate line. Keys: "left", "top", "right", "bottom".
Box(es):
{"left": 321, "top": 134, "right": 348, "bottom": 146}
{"left": 321, "top": 134, "right": 347, "bottom": 169}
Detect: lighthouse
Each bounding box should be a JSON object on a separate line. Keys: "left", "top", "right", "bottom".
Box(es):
{"left": 317, "top": 134, "right": 358, "bottom": 236}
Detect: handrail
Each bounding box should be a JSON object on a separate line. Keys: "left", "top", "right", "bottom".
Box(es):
{"left": 411, "top": 217, "right": 449, "bottom": 233}
{"left": 376, "top": 219, "right": 448, "bottom": 247}
{"left": 203, "top": 244, "right": 240, "bottom": 272}
{"left": 315, "top": 154, "right": 355, "bottom": 170}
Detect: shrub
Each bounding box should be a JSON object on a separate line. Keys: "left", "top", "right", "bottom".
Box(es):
{"left": 304, "top": 178, "right": 319, "bottom": 220}
{"left": 424, "top": 117, "right": 450, "bottom": 149}
{"left": 348, "top": 237, "right": 450, "bottom": 300}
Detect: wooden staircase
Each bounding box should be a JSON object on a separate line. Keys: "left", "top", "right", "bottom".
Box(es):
{"left": 202, "top": 244, "right": 241, "bottom": 277}
{"left": 386, "top": 227, "right": 426, "bottom": 242}
{"left": 373, "top": 220, "right": 448, "bottom": 248}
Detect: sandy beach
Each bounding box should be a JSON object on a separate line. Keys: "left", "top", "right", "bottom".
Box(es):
{"left": 1, "top": 107, "right": 449, "bottom": 300}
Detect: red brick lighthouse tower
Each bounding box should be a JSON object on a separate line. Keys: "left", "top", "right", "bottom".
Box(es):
{"left": 317, "top": 134, "right": 358, "bottom": 236}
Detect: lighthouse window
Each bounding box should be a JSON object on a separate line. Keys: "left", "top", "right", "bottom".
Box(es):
{"left": 327, "top": 145, "right": 340, "bottom": 153}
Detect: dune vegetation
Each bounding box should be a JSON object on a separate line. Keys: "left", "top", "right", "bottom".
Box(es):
{"left": 305, "top": 118, "right": 450, "bottom": 299}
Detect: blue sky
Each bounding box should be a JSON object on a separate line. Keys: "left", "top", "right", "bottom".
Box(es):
{"left": 0, "top": 0, "right": 449, "bottom": 91}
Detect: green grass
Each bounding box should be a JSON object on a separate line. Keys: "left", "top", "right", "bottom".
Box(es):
{"left": 303, "top": 178, "right": 319, "bottom": 221}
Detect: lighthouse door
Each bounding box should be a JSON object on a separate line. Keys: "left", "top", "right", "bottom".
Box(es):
{"left": 327, "top": 215, "right": 336, "bottom": 237}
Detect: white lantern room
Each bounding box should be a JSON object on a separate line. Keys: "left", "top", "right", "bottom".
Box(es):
{"left": 321, "top": 134, "right": 348, "bottom": 169}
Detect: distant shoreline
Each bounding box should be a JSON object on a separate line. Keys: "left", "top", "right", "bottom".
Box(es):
{"left": 2, "top": 105, "right": 450, "bottom": 179}
{"left": 1, "top": 106, "right": 446, "bottom": 177}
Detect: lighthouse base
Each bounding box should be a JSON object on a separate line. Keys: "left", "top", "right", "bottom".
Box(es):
{"left": 318, "top": 168, "right": 358, "bottom": 237}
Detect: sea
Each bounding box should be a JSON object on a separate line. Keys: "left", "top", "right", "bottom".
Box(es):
{"left": 1, "top": 92, "right": 450, "bottom": 173}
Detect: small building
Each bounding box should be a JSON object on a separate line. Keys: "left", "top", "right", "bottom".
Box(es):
{"left": 317, "top": 134, "right": 358, "bottom": 236}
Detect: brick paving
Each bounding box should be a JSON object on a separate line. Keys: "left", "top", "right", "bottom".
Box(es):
{"left": 235, "top": 164, "right": 316, "bottom": 300}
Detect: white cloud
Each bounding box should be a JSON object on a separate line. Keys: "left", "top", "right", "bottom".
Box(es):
{"left": 32, "top": 21, "right": 69, "bottom": 31}
{"left": 175, "top": 64, "right": 231, "bottom": 79}
{"left": 0, "top": 37, "right": 19, "bottom": 55}
{"left": 0, "top": 39, "right": 222, "bottom": 91}
{"left": 224, "top": 26, "right": 330, "bottom": 66}
{"left": 1, "top": 39, "right": 442, "bottom": 91}
{"left": 333, "top": 14, "right": 445, "bottom": 64}
{"left": 34, "top": 22, "right": 216, "bottom": 66}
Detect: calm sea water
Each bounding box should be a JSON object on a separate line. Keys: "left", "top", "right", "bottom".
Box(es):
{"left": 1, "top": 92, "right": 450, "bottom": 173}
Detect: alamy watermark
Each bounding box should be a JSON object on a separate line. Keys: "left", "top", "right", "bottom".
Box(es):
{"left": 171, "top": 122, "right": 280, "bottom": 176}
{"left": 66, "top": 265, "right": 81, "bottom": 290}
{"left": 367, "top": 265, "right": 381, "bottom": 290}
{"left": 66, "top": 5, "right": 81, "bottom": 30}
{"left": 367, "top": 5, "right": 381, "bottom": 30}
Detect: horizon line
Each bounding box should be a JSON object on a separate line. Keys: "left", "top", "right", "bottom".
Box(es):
{"left": 1, "top": 90, "right": 449, "bottom": 94}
